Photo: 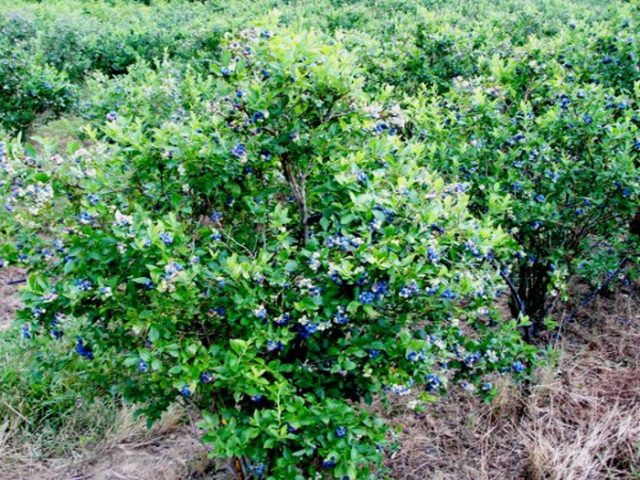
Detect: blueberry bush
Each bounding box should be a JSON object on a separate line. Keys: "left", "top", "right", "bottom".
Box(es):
{"left": 407, "top": 30, "right": 639, "bottom": 337}
{"left": 0, "top": 30, "right": 535, "bottom": 478}
{"left": 0, "top": 36, "right": 75, "bottom": 132}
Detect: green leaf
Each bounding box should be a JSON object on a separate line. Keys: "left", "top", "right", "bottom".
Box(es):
{"left": 148, "top": 327, "right": 160, "bottom": 343}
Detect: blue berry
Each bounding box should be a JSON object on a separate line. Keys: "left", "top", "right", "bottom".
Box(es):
{"left": 274, "top": 313, "right": 290, "bottom": 326}
{"left": 252, "top": 111, "right": 268, "bottom": 122}
{"left": 159, "top": 232, "right": 173, "bottom": 245}
{"left": 230, "top": 143, "right": 247, "bottom": 159}
{"left": 371, "top": 280, "right": 389, "bottom": 298}
{"left": 335, "top": 426, "right": 347, "bottom": 438}
{"left": 359, "top": 291, "right": 375, "bottom": 304}
{"left": 74, "top": 278, "right": 93, "bottom": 291}
{"left": 512, "top": 361, "right": 525, "bottom": 373}
{"left": 254, "top": 305, "right": 267, "bottom": 321}
{"left": 137, "top": 360, "right": 148, "bottom": 373}
{"left": 373, "top": 122, "right": 389, "bottom": 134}
{"left": 425, "top": 285, "right": 438, "bottom": 296}
{"left": 463, "top": 352, "right": 481, "bottom": 367}
{"left": 75, "top": 338, "right": 94, "bottom": 360}
{"left": 333, "top": 307, "right": 349, "bottom": 325}
{"left": 208, "top": 307, "right": 226, "bottom": 318}
{"left": 356, "top": 271, "right": 369, "bottom": 286}
{"left": 78, "top": 212, "right": 93, "bottom": 224}
{"left": 407, "top": 351, "right": 425, "bottom": 362}
{"left": 399, "top": 280, "right": 419, "bottom": 298}
{"left": 425, "top": 374, "right": 441, "bottom": 392}
{"left": 329, "top": 270, "right": 343, "bottom": 285}
{"left": 20, "top": 324, "right": 31, "bottom": 339}
{"left": 298, "top": 322, "right": 318, "bottom": 339}
{"left": 430, "top": 223, "right": 446, "bottom": 235}
{"left": 253, "top": 463, "right": 266, "bottom": 476}
{"left": 259, "top": 151, "right": 272, "bottom": 162}
{"left": 440, "top": 289, "right": 455, "bottom": 300}
{"left": 355, "top": 169, "right": 368, "bottom": 183}
{"left": 321, "top": 458, "right": 337, "bottom": 469}
{"left": 530, "top": 221, "right": 542, "bottom": 230}
{"left": 266, "top": 340, "right": 283, "bottom": 352}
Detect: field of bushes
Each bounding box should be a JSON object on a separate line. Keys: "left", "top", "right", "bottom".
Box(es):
{"left": 0, "top": 0, "right": 638, "bottom": 478}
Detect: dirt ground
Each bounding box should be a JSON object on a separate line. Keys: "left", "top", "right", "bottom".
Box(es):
{"left": 0, "top": 267, "right": 24, "bottom": 331}
{"left": 1, "top": 267, "right": 639, "bottom": 479}
{"left": 385, "top": 288, "right": 640, "bottom": 479}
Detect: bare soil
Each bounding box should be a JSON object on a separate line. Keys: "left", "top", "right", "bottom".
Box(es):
{"left": 0, "top": 267, "right": 24, "bottom": 331}
{"left": 385, "top": 289, "right": 640, "bottom": 479}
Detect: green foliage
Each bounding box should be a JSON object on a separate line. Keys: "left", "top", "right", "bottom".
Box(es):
{"left": 0, "top": 39, "right": 75, "bottom": 132}
{"left": 406, "top": 25, "right": 639, "bottom": 335}
{"left": 0, "top": 30, "right": 534, "bottom": 478}
{"left": 0, "top": 326, "right": 118, "bottom": 443}
{"left": 0, "top": 0, "right": 248, "bottom": 132}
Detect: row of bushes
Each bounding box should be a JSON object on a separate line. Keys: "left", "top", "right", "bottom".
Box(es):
{"left": 0, "top": 0, "right": 251, "bottom": 131}
{"left": 2, "top": 0, "right": 637, "bottom": 132}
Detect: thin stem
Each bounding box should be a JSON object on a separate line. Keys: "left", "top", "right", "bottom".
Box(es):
{"left": 557, "top": 256, "right": 630, "bottom": 342}
{"left": 281, "top": 154, "right": 309, "bottom": 244}
{"left": 493, "top": 259, "right": 526, "bottom": 318}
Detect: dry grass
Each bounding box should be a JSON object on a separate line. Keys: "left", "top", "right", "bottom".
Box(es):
{"left": 385, "top": 290, "right": 640, "bottom": 480}
{"left": 0, "top": 402, "right": 215, "bottom": 480}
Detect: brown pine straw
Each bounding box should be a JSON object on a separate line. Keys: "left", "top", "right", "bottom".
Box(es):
{"left": 383, "top": 289, "right": 640, "bottom": 479}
